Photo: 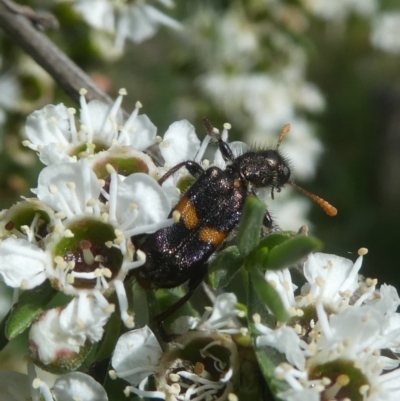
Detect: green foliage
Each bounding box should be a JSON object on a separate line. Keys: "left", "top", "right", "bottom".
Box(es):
{"left": 4, "top": 281, "right": 57, "bottom": 341}
{"left": 236, "top": 196, "right": 267, "bottom": 256}
{"left": 206, "top": 197, "right": 322, "bottom": 311}
{"left": 207, "top": 245, "right": 244, "bottom": 289}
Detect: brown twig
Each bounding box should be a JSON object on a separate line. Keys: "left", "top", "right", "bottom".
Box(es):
{"left": 0, "top": 0, "right": 113, "bottom": 106}
{"left": 1, "top": 0, "right": 59, "bottom": 30}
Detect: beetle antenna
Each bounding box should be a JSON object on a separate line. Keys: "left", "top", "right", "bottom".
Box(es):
{"left": 289, "top": 181, "right": 337, "bottom": 216}
{"left": 277, "top": 124, "right": 291, "bottom": 149}
{"left": 203, "top": 117, "right": 213, "bottom": 135}
{"left": 203, "top": 118, "right": 219, "bottom": 138}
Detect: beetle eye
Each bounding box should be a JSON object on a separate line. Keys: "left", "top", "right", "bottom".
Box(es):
{"left": 282, "top": 166, "right": 290, "bottom": 178}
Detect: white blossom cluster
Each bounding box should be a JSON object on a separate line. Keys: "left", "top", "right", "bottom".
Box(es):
{"left": 183, "top": 6, "right": 325, "bottom": 230}
{"left": 0, "top": 57, "right": 21, "bottom": 148}
{"left": 65, "top": 0, "right": 181, "bottom": 49}
{"left": 255, "top": 249, "right": 400, "bottom": 401}
{"left": 0, "top": 91, "right": 399, "bottom": 401}
{"left": 371, "top": 12, "right": 400, "bottom": 55}
{"left": 0, "top": 90, "right": 246, "bottom": 400}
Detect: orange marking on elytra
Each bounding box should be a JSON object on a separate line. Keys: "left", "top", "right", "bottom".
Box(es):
{"left": 174, "top": 195, "right": 199, "bottom": 229}
{"left": 199, "top": 227, "right": 227, "bottom": 246}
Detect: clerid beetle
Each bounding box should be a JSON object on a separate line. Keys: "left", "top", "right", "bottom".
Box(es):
{"left": 131, "top": 119, "right": 337, "bottom": 340}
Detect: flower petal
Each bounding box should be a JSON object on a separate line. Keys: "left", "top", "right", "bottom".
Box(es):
{"left": 115, "top": 173, "right": 170, "bottom": 231}
{"left": 25, "top": 104, "right": 71, "bottom": 147}
{"left": 125, "top": 114, "right": 157, "bottom": 150}
{"left": 59, "top": 295, "right": 112, "bottom": 343}
{"left": 0, "top": 238, "right": 47, "bottom": 289}
{"left": 112, "top": 326, "right": 162, "bottom": 386}
{"left": 52, "top": 372, "right": 108, "bottom": 401}
{"left": 34, "top": 159, "right": 101, "bottom": 217}
{"left": 160, "top": 120, "right": 200, "bottom": 165}
{"left": 29, "top": 308, "right": 83, "bottom": 365}
{"left": 0, "top": 370, "right": 32, "bottom": 401}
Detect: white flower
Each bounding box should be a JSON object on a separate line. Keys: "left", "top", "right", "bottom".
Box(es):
{"left": 29, "top": 307, "right": 87, "bottom": 365}
{"left": 0, "top": 365, "right": 108, "bottom": 401}
{"left": 158, "top": 120, "right": 245, "bottom": 177}
{"left": 32, "top": 159, "right": 171, "bottom": 324}
{"left": 23, "top": 89, "right": 157, "bottom": 165}
{"left": 111, "top": 326, "right": 163, "bottom": 386}
{"left": 111, "top": 327, "right": 238, "bottom": 401}
{"left": 200, "top": 74, "right": 324, "bottom": 194}
{"left": 0, "top": 70, "right": 21, "bottom": 150}
{"left": 267, "top": 193, "right": 311, "bottom": 231}
{"left": 157, "top": 119, "right": 203, "bottom": 203}
{"left": 255, "top": 249, "right": 400, "bottom": 401}
{"left": 276, "top": 119, "right": 323, "bottom": 181}
{"left": 274, "top": 301, "right": 400, "bottom": 401}
{"left": 59, "top": 293, "right": 114, "bottom": 343}
{"left": 29, "top": 299, "right": 112, "bottom": 367}
{"left": 256, "top": 319, "right": 307, "bottom": 370}
{"left": 172, "top": 293, "right": 246, "bottom": 335}
{"left": 159, "top": 120, "right": 200, "bottom": 166}
{"left": 264, "top": 249, "right": 370, "bottom": 315}
{"left": 108, "top": 170, "right": 172, "bottom": 236}
{"left": 32, "top": 158, "right": 101, "bottom": 219}
{"left": 0, "top": 237, "right": 50, "bottom": 290}
{"left": 0, "top": 71, "right": 21, "bottom": 111}
{"left": 32, "top": 158, "right": 171, "bottom": 237}
{"left": 51, "top": 372, "right": 108, "bottom": 401}
{"left": 371, "top": 12, "right": 400, "bottom": 55}
{"left": 0, "top": 155, "right": 173, "bottom": 352}
{"left": 201, "top": 74, "right": 295, "bottom": 132}
{"left": 302, "top": 251, "right": 363, "bottom": 303}
{"left": 69, "top": 0, "right": 181, "bottom": 49}
{"left": 301, "top": 0, "right": 377, "bottom": 21}
{"left": 0, "top": 370, "right": 32, "bottom": 401}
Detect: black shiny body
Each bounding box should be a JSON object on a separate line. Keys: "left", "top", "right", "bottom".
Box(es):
{"left": 134, "top": 166, "right": 247, "bottom": 289}
{"left": 131, "top": 129, "right": 291, "bottom": 338}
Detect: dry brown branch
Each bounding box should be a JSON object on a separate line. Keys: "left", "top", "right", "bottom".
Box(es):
{"left": 0, "top": 0, "right": 113, "bottom": 106}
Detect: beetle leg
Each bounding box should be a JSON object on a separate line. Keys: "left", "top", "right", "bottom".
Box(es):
{"left": 185, "top": 160, "right": 205, "bottom": 178}
{"left": 263, "top": 209, "right": 273, "bottom": 228}
{"left": 158, "top": 161, "right": 204, "bottom": 185}
{"left": 154, "top": 264, "right": 208, "bottom": 341}
{"left": 204, "top": 118, "right": 235, "bottom": 164}
{"left": 217, "top": 138, "right": 235, "bottom": 163}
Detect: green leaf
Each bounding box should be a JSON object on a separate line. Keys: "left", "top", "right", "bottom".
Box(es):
{"left": 207, "top": 246, "right": 244, "bottom": 289}
{"left": 5, "top": 281, "right": 57, "bottom": 340}
{"left": 103, "top": 373, "right": 133, "bottom": 401}
{"left": 249, "top": 267, "right": 289, "bottom": 323}
{"left": 236, "top": 196, "right": 266, "bottom": 256}
{"left": 261, "top": 235, "right": 322, "bottom": 271}
{"left": 34, "top": 342, "right": 94, "bottom": 375}
{"left": 247, "top": 276, "right": 289, "bottom": 399}
{"left": 253, "top": 345, "right": 290, "bottom": 399}
{"left": 257, "top": 231, "right": 296, "bottom": 251}
{"left": 92, "top": 312, "right": 121, "bottom": 363}
{"left": 0, "top": 310, "right": 11, "bottom": 351}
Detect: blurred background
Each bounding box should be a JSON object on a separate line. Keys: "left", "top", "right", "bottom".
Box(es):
{"left": 1, "top": 0, "right": 400, "bottom": 290}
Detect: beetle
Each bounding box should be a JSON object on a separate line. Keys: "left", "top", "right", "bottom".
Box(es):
{"left": 131, "top": 120, "right": 336, "bottom": 339}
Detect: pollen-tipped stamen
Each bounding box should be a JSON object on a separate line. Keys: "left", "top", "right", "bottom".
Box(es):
{"left": 114, "top": 280, "right": 134, "bottom": 328}
{"left": 80, "top": 240, "right": 95, "bottom": 265}
{"left": 323, "top": 374, "right": 350, "bottom": 400}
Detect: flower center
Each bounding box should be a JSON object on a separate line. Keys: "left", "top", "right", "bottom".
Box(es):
{"left": 163, "top": 338, "right": 233, "bottom": 400}
{"left": 3, "top": 201, "right": 51, "bottom": 242}
{"left": 93, "top": 156, "right": 151, "bottom": 179}
{"left": 53, "top": 218, "right": 123, "bottom": 291}
{"left": 309, "top": 359, "right": 370, "bottom": 401}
